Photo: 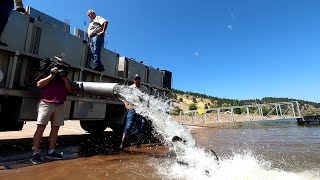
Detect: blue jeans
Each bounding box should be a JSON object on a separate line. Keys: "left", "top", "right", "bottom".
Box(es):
{"left": 89, "top": 35, "right": 104, "bottom": 68}
{"left": 0, "top": 0, "right": 14, "bottom": 38}
{"left": 124, "top": 109, "right": 144, "bottom": 134}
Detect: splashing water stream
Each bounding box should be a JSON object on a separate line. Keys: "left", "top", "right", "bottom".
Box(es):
{"left": 116, "top": 85, "right": 320, "bottom": 179}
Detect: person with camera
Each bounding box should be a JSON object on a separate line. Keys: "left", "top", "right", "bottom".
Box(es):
{"left": 30, "top": 66, "right": 72, "bottom": 164}
{"left": 87, "top": 9, "right": 108, "bottom": 72}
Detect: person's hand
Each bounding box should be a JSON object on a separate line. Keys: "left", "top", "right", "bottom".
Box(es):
{"left": 50, "top": 67, "right": 58, "bottom": 76}
{"left": 124, "top": 102, "right": 132, "bottom": 110}
{"left": 97, "top": 31, "right": 104, "bottom": 36}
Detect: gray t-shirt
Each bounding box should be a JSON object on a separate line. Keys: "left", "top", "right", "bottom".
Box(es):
{"left": 130, "top": 84, "right": 149, "bottom": 94}
{"left": 87, "top": 16, "right": 108, "bottom": 38}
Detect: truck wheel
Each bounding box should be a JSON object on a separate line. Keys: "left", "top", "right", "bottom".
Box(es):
{"left": 0, "top": 96, "right": 24, "bottom": 131}
{"left": 80, "top": 120, "right": 108, "bottom": 134}
{"left": 0, "top": 121, "right": 24, "bottom": 131}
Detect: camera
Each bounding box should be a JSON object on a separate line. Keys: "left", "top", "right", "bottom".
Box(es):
{"left": 51, "top": 68, "right": 68, "bottom": 77}
{"left": 58, "top": 69, "right": 68, "bottom": 77}
{"left": 31, "top": 54, "right": 71, "bottom": 84}
{"left": 50, "top": 56, "right": 70, "bottom": 77}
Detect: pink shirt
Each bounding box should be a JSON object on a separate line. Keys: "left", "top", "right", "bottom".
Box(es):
{"left": 40, "top": 77, "right": 67, "bottom": 104}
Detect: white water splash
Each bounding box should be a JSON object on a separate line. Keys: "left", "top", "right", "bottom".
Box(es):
{"left": 117, "top": 85, "right": 194, "bottom": 145}
{"left": 116, "top": 85, "right": 320, "bottom": 180}
{"left": 156, "top": 152, "right": 319, "bottom": 180}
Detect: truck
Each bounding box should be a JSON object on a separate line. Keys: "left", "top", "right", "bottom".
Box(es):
{"left": 0, "top": 7, "right": 172, "bottom": 138}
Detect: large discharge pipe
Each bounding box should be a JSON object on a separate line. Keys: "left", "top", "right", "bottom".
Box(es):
{"left": 72, "top": 81, "right": 120, "bottom": 98}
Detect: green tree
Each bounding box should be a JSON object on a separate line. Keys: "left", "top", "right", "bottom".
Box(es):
{"left": 232, "top": 100, "right": 240, "bottom": 106}
{"left": 171, "top": 93, "right": 177, "bottom": 100}
{"left": 189, "top": 103, "right": 197, "bottom": 110}
{"left": 234, "top": 108, "right": 241, "bottom": 114}
{"left": 222, "top": 103, "right": 229, "bottom": 107}
{"left": 262, "top": 106, "right": 270, "bottom": 116}
{"left": 170, "top": 106, "right": 182, "bottom": 116}
{"left": 241, "top": 108, "right": 247, "bottom": 114}
{"left": 209, "top": 104, "right": 218, "bottom": 108}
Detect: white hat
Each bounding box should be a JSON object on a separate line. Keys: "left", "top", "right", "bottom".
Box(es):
{"left": 133, "top": 74, "right": 141, "bottom": 80}
{"left": 87, "top": 9, "right": 95, "bottom": 16}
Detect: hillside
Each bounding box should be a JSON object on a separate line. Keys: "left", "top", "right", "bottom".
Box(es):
{"left": 170, "top": 89, "right": 320, "bottom": 116}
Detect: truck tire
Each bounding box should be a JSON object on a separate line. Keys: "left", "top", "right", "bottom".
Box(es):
{"left": 0, "top": 121, "right": 24, "bottom": 131}
{"left": 106, "top": 105, "right": 127, "bottom": 146}
{"left": 80, "top": 120, "right": 108, "bottom": 134}
{"left": 0, "top": 96, "right": 24, "bottom": 131}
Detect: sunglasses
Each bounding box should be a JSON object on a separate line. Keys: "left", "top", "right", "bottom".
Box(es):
{"left": 134, "top": 78, "right": 141, "bottom": 80}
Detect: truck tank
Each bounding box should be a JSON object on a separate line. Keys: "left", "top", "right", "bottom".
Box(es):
{"left": 0, "top": 6, "right": 172, "bottom": 139}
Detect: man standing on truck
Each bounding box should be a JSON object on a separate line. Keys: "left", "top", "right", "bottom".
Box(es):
{"left": 87, "top": 9, "right": 108, "bottom": 72}
{"left": 120, "top": 74, "right": 149, "bottom": 149}
{"left": 0, "top": 0, "right": 28, "bottom": 47}
{"left": 30, "top": 65, "right": 72, "bottom": 164}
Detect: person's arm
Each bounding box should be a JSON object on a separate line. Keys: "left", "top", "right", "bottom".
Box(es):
{"left": 62, "top": 77, "right": 72, "bottom": 93}
{"left": 37, "top": 74, "right": 55, "bottom": 88}
{"left": 98, "top": 21, "right": 108, "bottom": 36}
{"left": 102, "top": 21, "right": 108, "bottom": 34}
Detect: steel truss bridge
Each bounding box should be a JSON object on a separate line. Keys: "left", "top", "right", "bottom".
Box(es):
{"left": 179, "top": 101, "right": 301, "bottom": 125}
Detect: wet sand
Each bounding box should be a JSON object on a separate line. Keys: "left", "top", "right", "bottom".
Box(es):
{"left": 0, "top": 120, "right": 170, "bottom": 179}
{"left": 2, "top": 120, "right": 318, "bottom": 179}
{"left": 0, "top": 144, "right": 168, "bottom": 180}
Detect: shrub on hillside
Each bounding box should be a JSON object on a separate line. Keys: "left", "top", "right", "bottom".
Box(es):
{"left": 189, "top": 103, "right": 197, "bottom": 110}
{"left": 192, "top": 97, "right": 197, "bottom": 103}
{"left": 170, "top": 106, "right": 182, "bottom": 116}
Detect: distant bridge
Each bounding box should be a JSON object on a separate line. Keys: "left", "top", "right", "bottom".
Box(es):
{"left": 179, "top": 101, "right": 302, "bottom": 125}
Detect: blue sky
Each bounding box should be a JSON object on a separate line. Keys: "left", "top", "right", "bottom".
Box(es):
{"left": 23, "top": 0, "right": 320, "bottom": 102}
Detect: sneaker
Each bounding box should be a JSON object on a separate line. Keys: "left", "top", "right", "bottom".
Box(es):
{"left": 46, "top": 151, "right": 63, "bottom": 160}
{"left": 30, "top": 153, "right": 42, "bottom": 164}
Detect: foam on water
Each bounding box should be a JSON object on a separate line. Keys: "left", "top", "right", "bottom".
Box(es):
{"left": 156, "top": 152, "right": 319, "bottom": 180}
{"left": 116, "top": 85, "right": 320, "bottom": 180}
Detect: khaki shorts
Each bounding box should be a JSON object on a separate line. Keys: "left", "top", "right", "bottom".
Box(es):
{"left": 37, "top": 100, "right": 64, "bottom": 126}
